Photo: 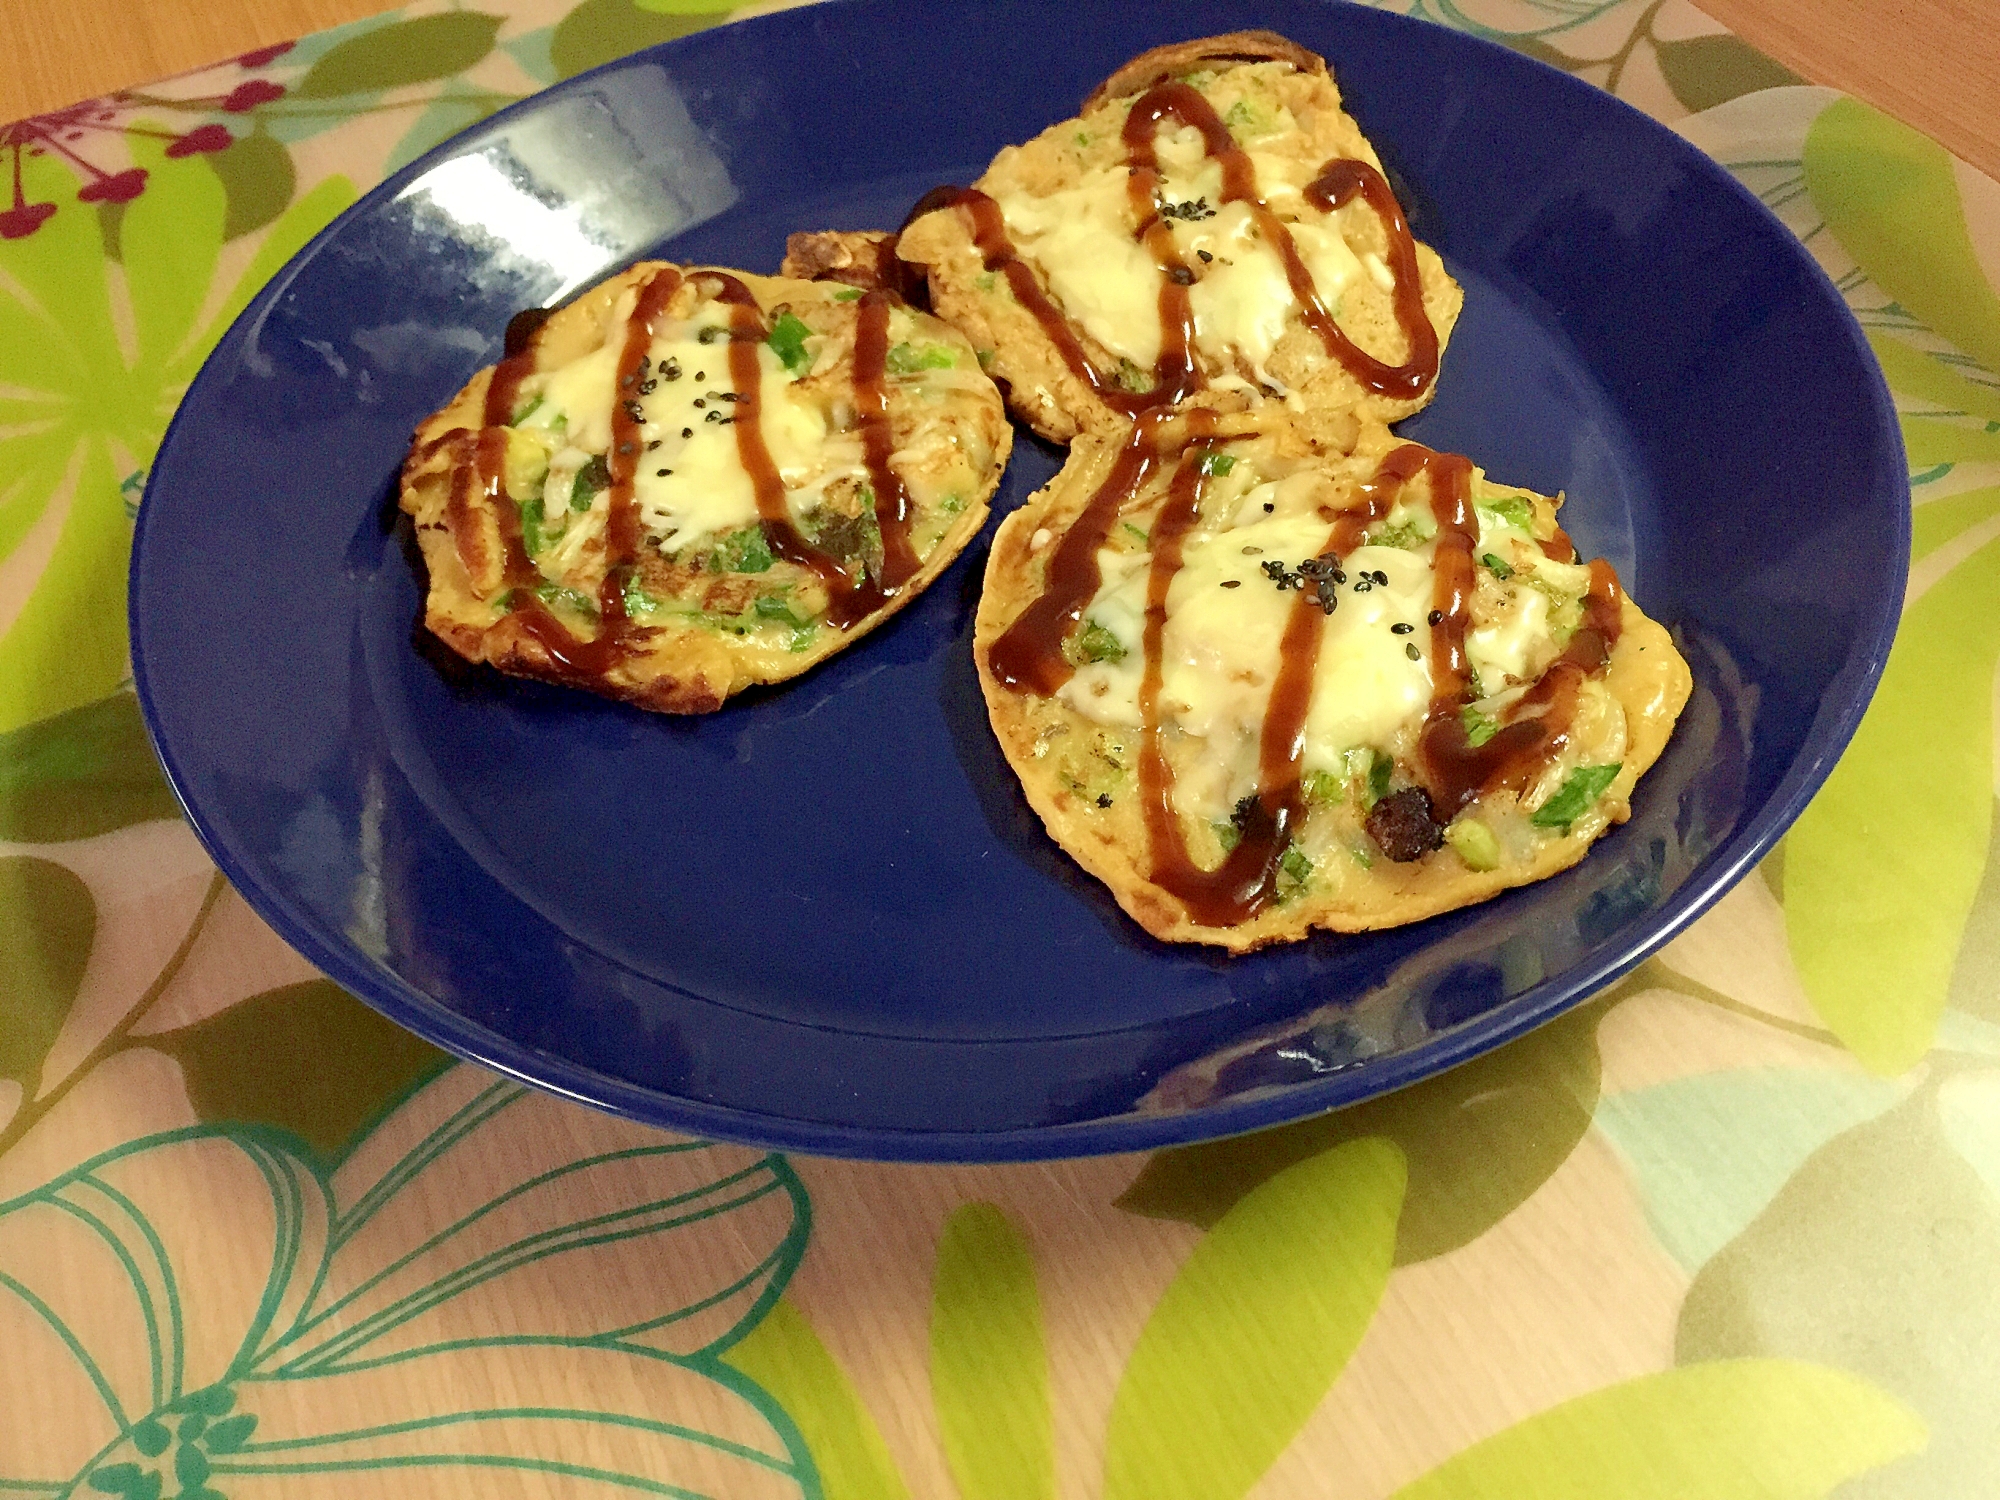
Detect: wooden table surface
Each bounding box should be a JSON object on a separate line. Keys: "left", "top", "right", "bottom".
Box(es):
{"left": 3, "top": 0, "right": 1998, "bottom": 182}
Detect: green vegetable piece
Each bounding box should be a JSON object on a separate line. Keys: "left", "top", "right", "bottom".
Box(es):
{"left": 1070, "top": 619, "right": 1127, "bottom": 665}
{"left": 571, "top": 453, "right": 611, "bottom": 512}
{"left": 787, "top": 626, "right": 817, "bottom": 652}
{"left": 1479, "top": 494, "right": 1534, "bottom": 532}
{"left": 1303, "top": 769, "right": 1343, "bottom": 805}
{"left": 1482, "top": 552, "right": 1515, "bottom": 580}
{"left": 716, "top": 526, "right": 775, "bottom": 574}
{"left": 1461, "top": 705, "right": 1500, "bottom": 747}
{"left": 1366, "top": 518, "right": 1428, "bottom": 550}
{"left": 755, "top": 594, "right": 810, "bottom": 628}
{"left": 1122, "top": 521, "right": 1150, "bottom": 546}
{"left": 1280, "top": 845, "right": 1312, "bottom": 884}
{"left": 976, "top": 273, "right": 998, "bottom": 293}
{"left": 976, "top": 347, "right": 995, "bottom": 369}
{"left": 1367, "top": 751, "right": 1393, "bottom": 809}
{"left": 1532, "top": 764, "right": 1622, "bottom": 829}
{"left": 535, "top": 582, "right": 596, "bottom": 615}
{"left": 831, "top": 287, "right": 863, "bottom": 302}
{"left": 886, "top": 341, "right": 957, "bottom": 375}
{"left": 1446, "top": 818, "right": 1502, "bottom": 871}
{"left": 1214, "top": 820, "right": 1243, "bottom": 853}
{"left": 1198, "top": 451, "right": 1236, "bottom": 478}
{"left": 519, "top": 496, "right": 548, "bottom": 556}
{"left": 767, "top": 312, "right": 814, "bottom": 374}
{"left": 622, "top": 574, "right": 660, "bottom": 618}
{"left": 1114, "top": 358, "right": 1151, "bottom": 393}
{"left": 1224, "top": 99, "right": 1255, "bottom": 127}
{"left": 510, "top": 394, "right": 544, "bottom": 424}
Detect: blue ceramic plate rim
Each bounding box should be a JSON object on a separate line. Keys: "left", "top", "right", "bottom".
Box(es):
{"left": 131, "top": 0, "right": 1907, "bottom": 1160}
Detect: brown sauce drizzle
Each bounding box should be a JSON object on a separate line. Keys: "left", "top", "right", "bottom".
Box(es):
{"left": 483, "top": 269, "right": 682, "bottom": 678}
{"left": 907, "top": 81, "right": 1439, "bottom": 414}
{"left": 1301, "top": 160, "right": 1441, "bottom": 399}
{"left": 701, "top": 272, "right": 907, "bottom": 631}
{"left": 851, "top": 290, "right": 924, "bottom": 602}
{"left": 482, "top": 305, "right": 555, "bottom": 428}
{"left": 1373, "top": 444, "right": 1625, "bottom": 816}
{"left": 998, "top": 432, "right": 1631, "bottom": 927}
{"left": 986, "top": 407, "right": 1181, "bottom": 694}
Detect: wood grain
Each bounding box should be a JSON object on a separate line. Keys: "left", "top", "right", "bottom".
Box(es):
{"left": 1, "top": 0, "right": 1996, "bottom": 179}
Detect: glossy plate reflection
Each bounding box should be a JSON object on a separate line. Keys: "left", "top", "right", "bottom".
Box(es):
{"left": 130, "top": 0, "right": 1906, "bottom": 1160}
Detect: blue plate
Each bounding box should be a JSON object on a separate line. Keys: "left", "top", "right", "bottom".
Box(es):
{"left": 131, "top": 0, "right": 1906, "bottom": 1160}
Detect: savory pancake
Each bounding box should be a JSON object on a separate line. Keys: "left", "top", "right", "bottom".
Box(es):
{"left": 897, "top": 31, "right": 1463, "bottom": 444}
{"left": 400, "top": 261, "right": 1011, "bottom": 713}
{"left": 974, "top": 407, "right": 1691, "bottom": 950}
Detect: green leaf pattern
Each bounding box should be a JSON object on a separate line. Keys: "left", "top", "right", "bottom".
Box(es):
{"left": 3, "top": 0, "right": 1999, "bottom": 1494}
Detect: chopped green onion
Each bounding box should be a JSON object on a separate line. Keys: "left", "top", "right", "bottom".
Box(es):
{"left": 1280, "top": 845, "right": 1312, "bottom": 884}
{"left": 519, "top": 496, "right": 548, "bottom": 556}
{"left": 1068, "top": 619, "right": 1126, "bottom": 665}
{"left": 1122, "top": 521, "right": 1150, "bottom": 546}
{"left": 1478, "top": 494, "right": 1534, "bottom": 532}
{"left": 510, "top": 395, "right": 544, "bottom": 424}
{"left": 886, "top": 342, "right": 956, "bottom": 375}
{"left": 1197, "top": 451, "right": 1236, "bottom": 477}
{"left": 571, "top": 454, "right": 611, "bottom": 512}
{"left": 766, "top": 313, "right": 814, "bottom": 374}
{"left": 754, "top": 594, "right": 810, "bottom": 628}
{"left": 1303, "top": 769, "right": 1343, "bottom": 805}
{"left": 535, "top": 581, "right": 596, "bottom": 615}
{"left": 1532, "top": 764, "right": 1622, "bottom": 829}
{"left": 715, "top": 525, "right": 775, "bottom": 574}
{"left": 1461, "top": 705, "right": 1500, "bottom": 747}
{"left": 1481, "top": 552, "right": 1515, "bottom": 580}
{"left": 1366, "top": 518, "right": 1428, "bottom": 550}
{"left": 1446, "top": 818, "right": 1502, "bottom": 870}
{"left": 831, "top": 287, "right": 863, "bottom": 302}
{"left": 1367, "top": 750, "right": 1392, "bottom": 810}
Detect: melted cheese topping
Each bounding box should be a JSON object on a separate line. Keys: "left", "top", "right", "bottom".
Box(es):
{"left": 1054, "top": 467, "right": 1594, "bottom": 821}
{"left": 992, "top": 123, "right": 1364, "bottom": 386}
{"left": 526, "top": 295, "right": 852, "bottom": 554}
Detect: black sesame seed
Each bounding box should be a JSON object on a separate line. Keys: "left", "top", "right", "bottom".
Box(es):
{"left": 623, "top": 400, "right": 645, "bottom": 421}
{"left": 1221, "top": 579, "right": 1241, "bottom": 589}
{"left": 1405, "top": 642, "right": 1422, "bottom": 660}
{"left": 638, "top": 380, "right": 657, "bottom": 394}
{"left": 1321, "top": 600, "right": 1336, "bottom": 615}
{"left": 619, "top": 374, "right": 635, "bottom": 388}
{"left": 1262, "top": 501, "right": 1274, "bottom": 512}
{"left": 656, "top": 467, "right": 670, "bottom": 477}
{"left": 698, "top": 327, "right": 723, "bottom": 344}
{"left": 1391, "top": 622, "right": 1414, "bottom": 635}
{"left": 1371, "top": 570, "right": 1389, "bottom": 586}
{"left": 1166, "top": 265, "right": 1195, "bottom": 286}
{"left": 694, "top": 371, "right": 706, "bottom": 381}
{"left": 718, "top": 392, "right": 743, "bottom": 403}
{"left": 1331, "top": 568, "right": 1346, "bottom": 584}
{"left": 1428, "top": 609, "right": 1443, "bottom": 625}
{"left": 693, "top": 398, "right": 706, "bottom": 409}
{"left": 1242, "top": 545, "right": 1263, "bottom": 555}
{"left": 617, "top": 442, "right": 634, "bottom": 455}
{"left": 1355, "top": 579, "right": 1373, "bottom": 593}
{"left": 1096, "top": 792, "right": 1113, "bottom": 808}
{"left": 681, "top": 427, "right": 693, "bottom": 439}
{"left": 663, "top": 360, "right": 682, "bottom": 380}
{"left": 647, "top": 439, "right": 662, "bottom": 451}
{"left": 1197, "top": 249, "right": 1213, "bottom": 263}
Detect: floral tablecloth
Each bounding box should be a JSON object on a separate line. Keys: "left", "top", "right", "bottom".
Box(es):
{"left": 5, "top": 0, "right": 2000, "bottom": 1493}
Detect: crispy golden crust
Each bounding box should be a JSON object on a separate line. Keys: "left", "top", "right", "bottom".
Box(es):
{"left": 400, "top": 261, "right": 1012, "bottom": 714}
{"left": 780, "top": 230, "right": 925, "bottom": 303}
{"left": 972, "top": 415, "right": 1692, "bottom": 950}
{"left": 1080, "top": 30, "right": 1328, "bottom": 111}
{"left": 898, "top": 37, "right": 1463, "bottom": 444}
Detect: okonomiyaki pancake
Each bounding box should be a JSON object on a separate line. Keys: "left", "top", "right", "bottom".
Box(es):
{"left": 897, "top": 31, "right": 1463, "bottom": 445}
{"left": 400, "top": 261, "right": 1012, "bottom": 713}
{"left": 974, "top": 408, "right": 1691, "bottom": 950}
